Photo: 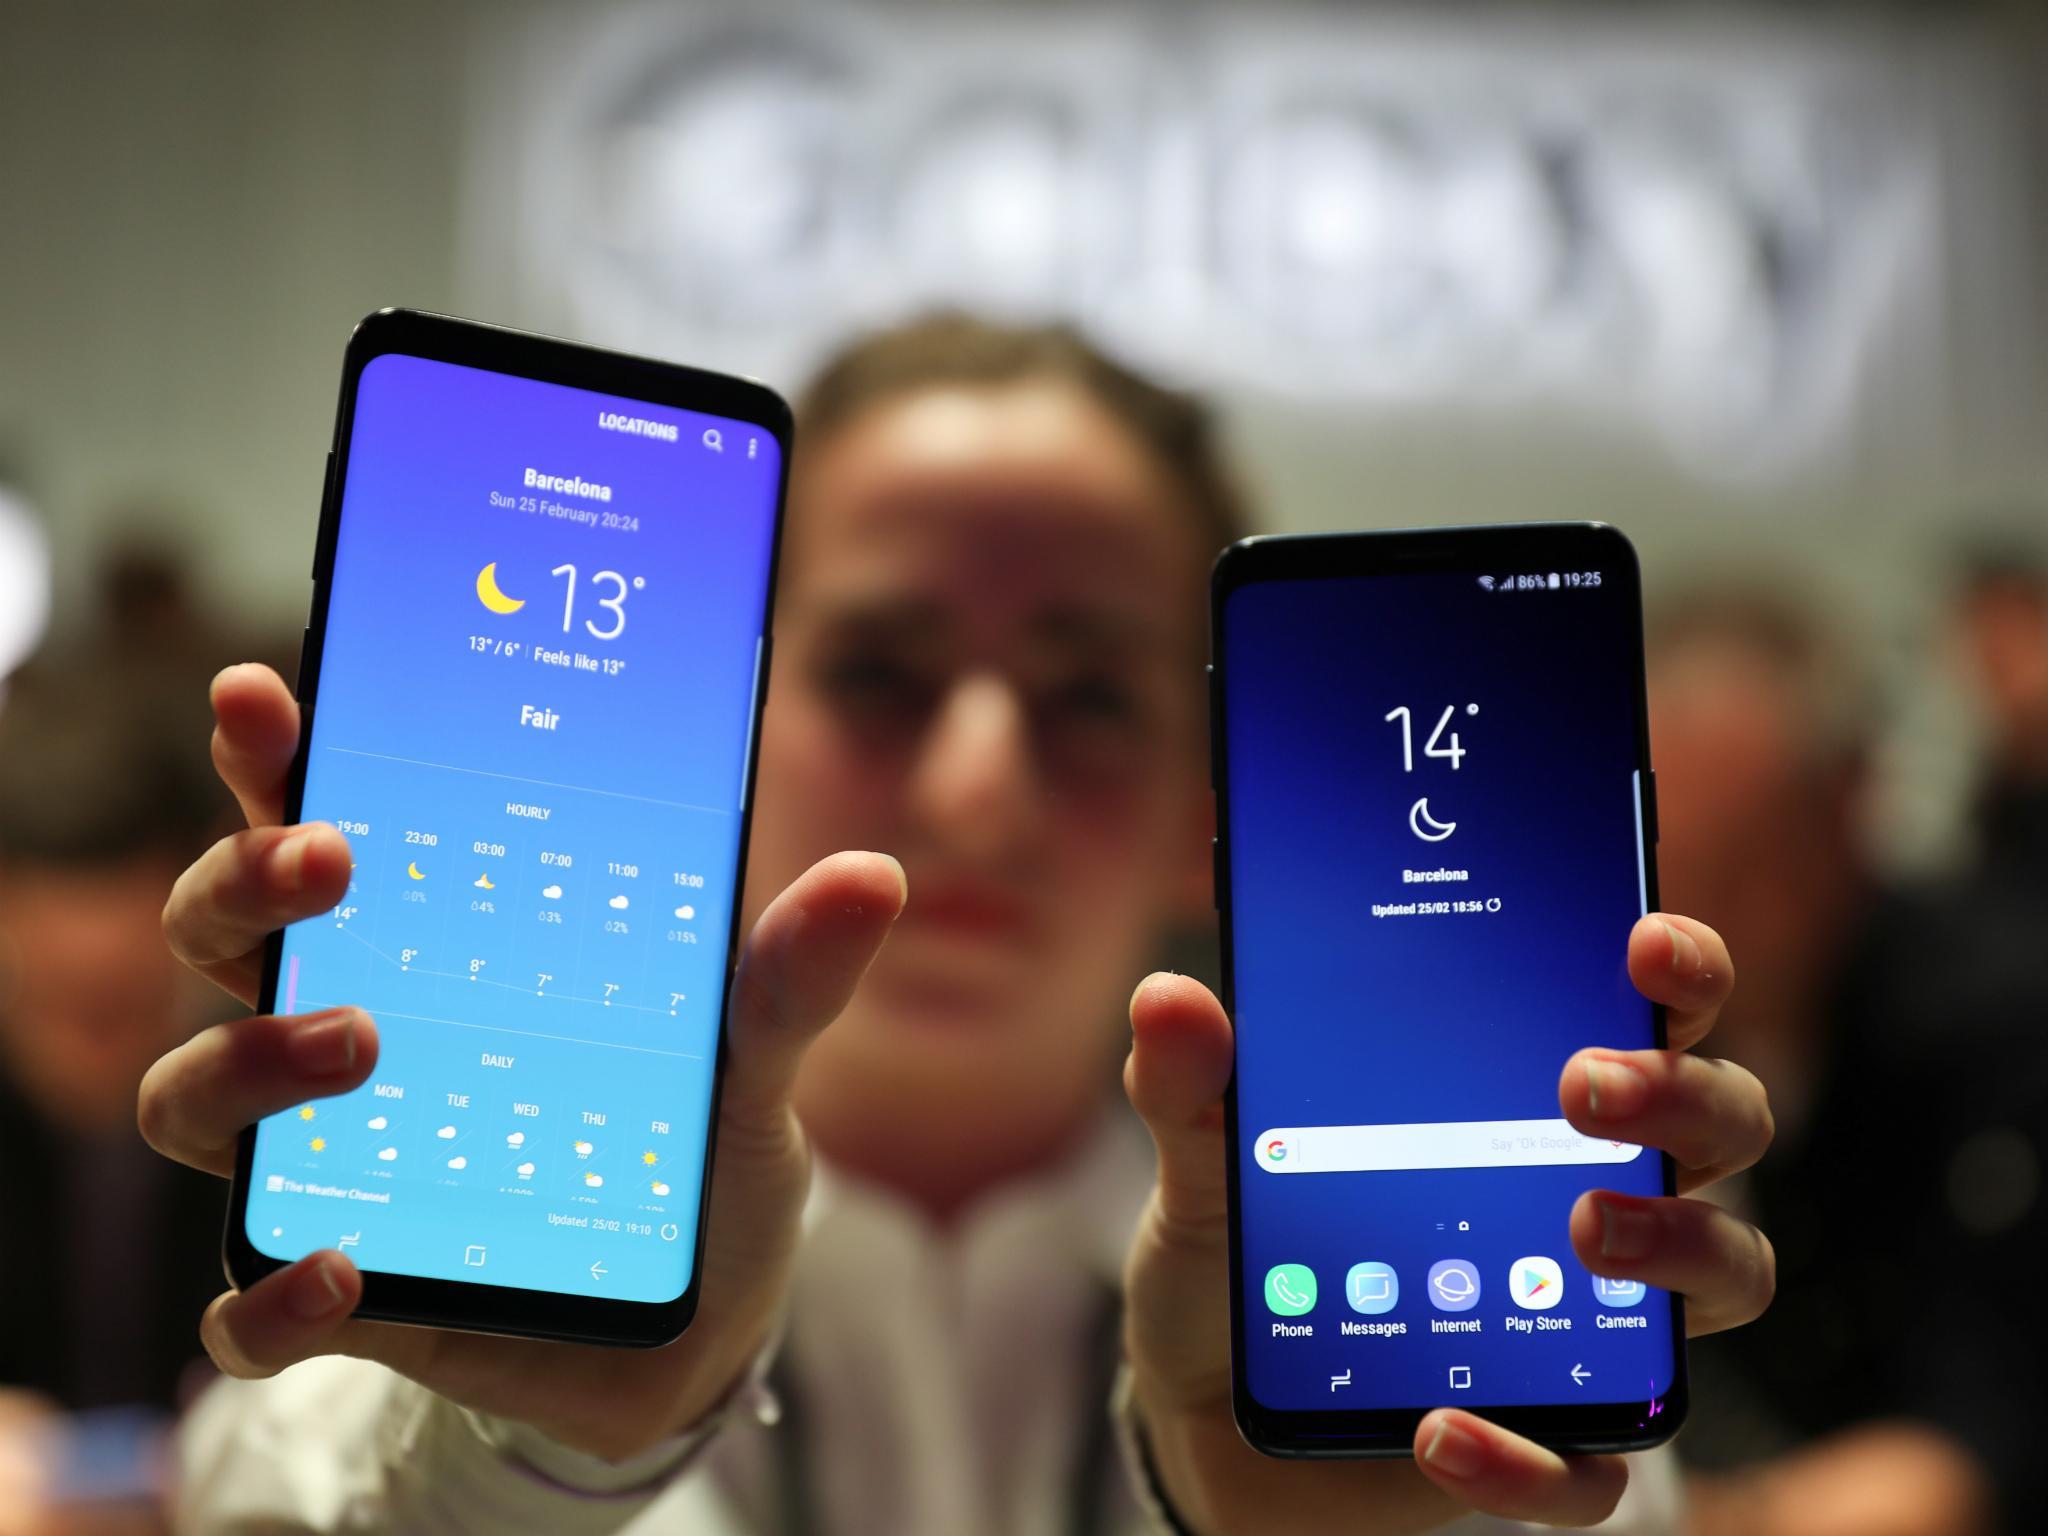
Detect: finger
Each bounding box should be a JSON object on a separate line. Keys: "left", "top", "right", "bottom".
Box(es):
{"left": 1626, "top": 913, "right": 1734, "bottom": 1052}
{"left": 209, "top": 663, "right": 302, "bottom": 829}
{"left": 1559, "top": 1048, "right": 1772, "bottom": 1193}
{"left": 1415, "top": 1409, "right": 1630, "bottom": 1527}
{"left": 163, "top": 822, "right": 354, "bottom": 1005}
{"left": 718, "top": 852, "right": 907, "bottom": 1139}
{"left": 199, "top": 1252, "right": 372, "bottom": 1378}
{"left": 1124, "top": 973, "right": 1235, "bottom": 1241}
{"left": 138, "top": 1007, "right": 378, "bottom": 1177}
{"left": 1570, "top": 1191, "right": 1776, "bottom": 1337}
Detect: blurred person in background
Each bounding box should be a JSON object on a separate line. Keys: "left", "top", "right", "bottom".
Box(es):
{"left": 152, "top": 315, "right": 1775, "bottom": 1535}
{"left": 1951, "top": 544, "right": 2048, "bottom": 871}
{"left": 0, "top": 649, "right": 239, "bottom": 1534}
{"left": 1645, "top": 589, "right": 1990, "bottom": 1536}
{"left": 1807, "top": 542, "right": 2048, "bottom": 1529}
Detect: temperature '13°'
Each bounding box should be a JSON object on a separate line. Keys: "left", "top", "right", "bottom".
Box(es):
{"left": 475, "top": 561, "right": 646, "bottom": 639}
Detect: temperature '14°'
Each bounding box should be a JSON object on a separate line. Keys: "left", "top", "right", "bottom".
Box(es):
{"left": 1384, "top": 704, "right": 1479, "bottom": 772}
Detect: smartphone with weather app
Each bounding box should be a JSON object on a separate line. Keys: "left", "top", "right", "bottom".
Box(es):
{"left": 1211, "top": 524, "right": 1683, "bottom": 1456}
{"left": 224, "top": 309, "right": 789, "bottom": 1346}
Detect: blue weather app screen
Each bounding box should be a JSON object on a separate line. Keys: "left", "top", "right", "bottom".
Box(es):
{"left": 244, "top": 354, "right": 780, "bottom": 1305}
{"left": 1226, "top": 561, "right": 1676, "bottom": 1416}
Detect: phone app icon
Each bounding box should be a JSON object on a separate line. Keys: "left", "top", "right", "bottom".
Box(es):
{"left": 1264, "top": 1263, "right": 1318, "bottom": 1316}
{"left": 1345, "top": 1261, "right": 1399, "bottom": 1314}
{"left": 1510, "top": 1256, "right": 1564, "bottom": 1310}
{"left": 1427, "top": 1259, "right": 1481, "bottom": 1311}
{"left": 1594, "top": 1275, "right": 1647, "bottom": 1309}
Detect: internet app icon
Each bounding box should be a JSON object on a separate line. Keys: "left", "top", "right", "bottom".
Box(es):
{"left": 1345, "top": 1261, "right": 1399, "bottom": 1314}
{"left": 1594, "top": 1275, "right": 1647, "bottom": 1309}
{"left": 1427, "top": 1259, "right": 1481, "bottom": 1311}
{"left": 1510, "top": 1255, "right": 1564, "bottom": 1310}
{"left": 1264, "top": 1263, "right": 1318, "bottom": 1317}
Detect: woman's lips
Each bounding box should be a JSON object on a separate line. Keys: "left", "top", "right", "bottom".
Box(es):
{"left": 900, "top": 881, "right": 1038, "bottom": 943}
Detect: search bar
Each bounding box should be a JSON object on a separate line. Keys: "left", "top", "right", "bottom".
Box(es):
{"left": 1254, "top": 1119, "right": 1642, "bottom": 1174}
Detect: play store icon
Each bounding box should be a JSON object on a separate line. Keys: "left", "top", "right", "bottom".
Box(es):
{"left": 1510, "top": 1255, "right": 1564, "bottom": 1310}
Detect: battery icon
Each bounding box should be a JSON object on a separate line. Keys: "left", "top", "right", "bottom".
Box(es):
{"left": 1547, "top": 572, "right": 1561, "bottom": 590}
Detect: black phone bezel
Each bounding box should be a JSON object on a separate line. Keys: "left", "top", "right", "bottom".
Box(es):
{"left": 222, "top": 307, "right": 794, "bottom": 1348}
{"left": 1209, "top": 522, "right": 1687, "bottom": 1457}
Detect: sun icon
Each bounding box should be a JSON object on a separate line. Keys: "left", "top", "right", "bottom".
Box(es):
{"left": 309, "top": 1137, "right": 327, "bottom": 1152}
{"left": 642, "top": 1150, "right": 658, "bottom": 1165}
{"left": 298, "top": 1106, "right": 316, "bottom": 1121}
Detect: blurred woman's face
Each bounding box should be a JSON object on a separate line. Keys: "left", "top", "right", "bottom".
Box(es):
{"left": 747, "top": 381, "right": 1212, "bottom": 1123}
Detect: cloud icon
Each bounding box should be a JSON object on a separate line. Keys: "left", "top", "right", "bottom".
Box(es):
{"left": 506, "top": 1132, "right": 525, "bottom": 1148}
{"left": 436, "top": 1125, "right": 457, "bottom": 1139}
{"left": 584, "top": 1173, "right": 603, "bottom": 1188}
{"left": 674, "top": 905, "right": 694, "bottom": 921}
{"left": 651, "top": 1181, "right": 670, "bottom": 1197}
{"left": 447, "top": 1156, "right": 467, "bottom": 1170}
{"left": 573, "top": 1140, "right": 593, "bottom": 1157}
{"left": 367, "top": 1115, "right": 388, "bottom": 1131}
{"left": 376, "top": 1146, "right": 398, "bottom": 1162}
{"left": 542, "top": 884, "right": 563, "bottom": 900}
{"left": 516, "top": 1161, "right": 535, "bottom": 1178}
{"left": 608, "top": 894, "right": 629, "bottom": 910}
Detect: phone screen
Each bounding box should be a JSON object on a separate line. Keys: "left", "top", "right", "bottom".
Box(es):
{"left": 242, "top": 349, "right": 780, "bottom": 1308}
{"left": 1218, "top": 530, "right": 1679, "bottom": 1445}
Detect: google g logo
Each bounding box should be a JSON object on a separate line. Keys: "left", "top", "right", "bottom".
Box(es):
{"left": 1264, "top": 1139, "right": 1288, "bottom": 1163}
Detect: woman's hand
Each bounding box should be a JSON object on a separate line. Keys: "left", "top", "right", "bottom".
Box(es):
{"left": 1121, "top": 913, "right": 1773, "bottom": 1533}
{"left": 145, "top": 663, "right": 905, "bottom": 1462}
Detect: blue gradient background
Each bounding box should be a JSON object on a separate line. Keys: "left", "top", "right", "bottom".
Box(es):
{"left": 1226, "top": 566, "right": 1677, "bottom": 1413}
{"left": 245, "top": 353, "right": 780, "bottom": 1304}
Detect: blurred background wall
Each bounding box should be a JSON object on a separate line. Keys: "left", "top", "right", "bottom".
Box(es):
{"left": 2, "top": 0, "right": 2045, "bottom": 867}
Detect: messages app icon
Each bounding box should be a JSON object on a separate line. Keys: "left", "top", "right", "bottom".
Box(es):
{"left": 1345, "top": 1261, "right": 1399, "bottom": 1314}
{"left": 1264, "top": 1263, "right": 1318, "bottom": 1316}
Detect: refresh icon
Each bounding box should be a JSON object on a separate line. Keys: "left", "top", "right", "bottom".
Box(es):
{"left": 1408, "top": 797, "right": 1457, "bottom": 842}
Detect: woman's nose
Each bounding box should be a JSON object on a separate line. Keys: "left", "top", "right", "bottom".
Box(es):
{"left": 905, "top": 673, "right": 1041, "bottom": 860}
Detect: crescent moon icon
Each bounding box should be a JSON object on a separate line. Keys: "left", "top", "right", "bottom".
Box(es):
{"left": 1408, "top": 797, "right": 1457, "bottom": 842}
{"left": 406, "top": 861, "right": 426, "bottom": 880}
{"left": 475, "top": 562, "right": 525, "bottom": 615}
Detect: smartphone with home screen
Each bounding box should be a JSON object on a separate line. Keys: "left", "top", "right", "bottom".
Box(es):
{"left": 224, "top": 309, "right": 788, "bottom": 1346}
{"left": 1212, "top": 523, "right": 1683, "bottom": 1455}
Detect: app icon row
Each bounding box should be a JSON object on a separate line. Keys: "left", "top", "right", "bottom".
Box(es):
{"left": 1263, "top": 1260, "right": 1646, "bottom": 1316}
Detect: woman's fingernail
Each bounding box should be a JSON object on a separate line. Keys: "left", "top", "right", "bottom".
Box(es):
{"left": 878, "top": 852, "right": 908, "bottom": 908}
{"left": 1422, "top": 1418, "right": 1485, "bottom": 1479}
{"left": 1660, "top": 918, "right": 1701, "bottom": 978}
{"left": 287, "top": 1253, "right": 351, "bottom": 1321}
{"left": 288, "top": 1010, "right": 358, "bottom": 1076}
{"left": 268, "top": 829, "right": 312, "bottom": 894}
{"left": 1599, "top": 1199, "right": 1657, "bottom": 1261}
{"left": 1584, "top": 1057, "right": 1648, "bottom": 1120}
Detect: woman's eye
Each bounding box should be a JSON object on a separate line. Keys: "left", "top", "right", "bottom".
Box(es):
{"left": 1044, "top": 675, "right": 1141, "bottom": 726}
{"left": 817, "top": 653, "right": 935, "bottom": 715}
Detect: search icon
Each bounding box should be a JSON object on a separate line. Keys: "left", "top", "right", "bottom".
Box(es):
{"left": 702, "top": 427, "right": 724, "bottom": 453}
